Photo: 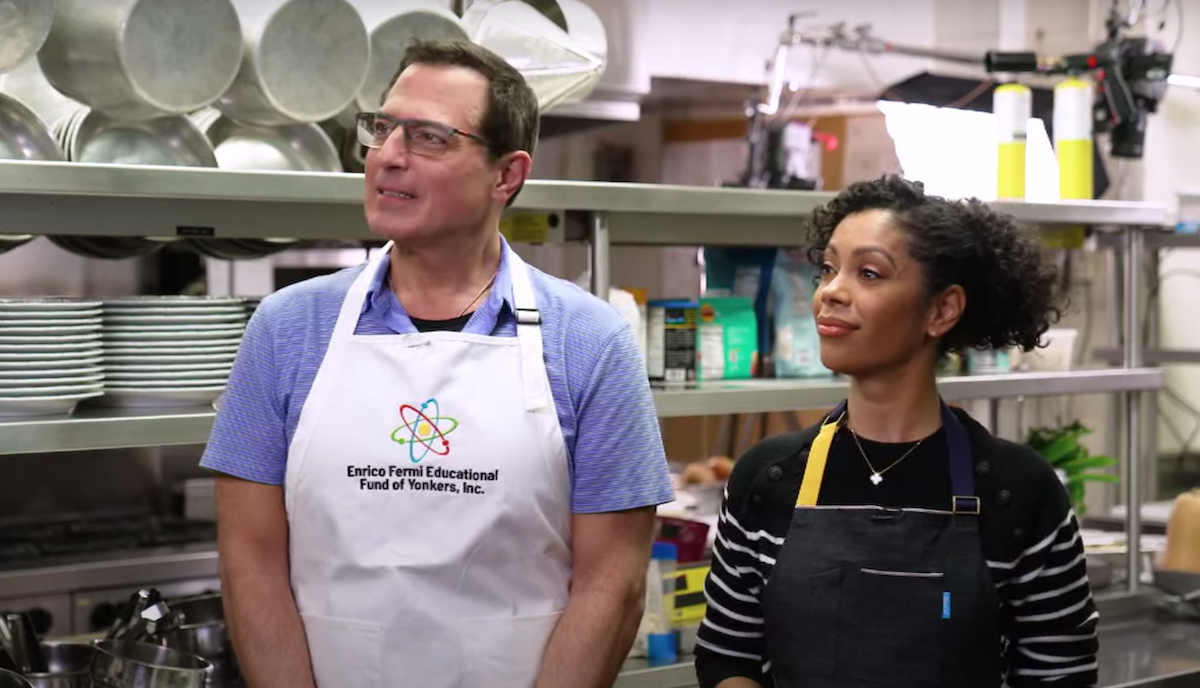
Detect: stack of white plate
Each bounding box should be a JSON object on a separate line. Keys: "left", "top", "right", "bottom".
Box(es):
{"left": 99, "top": 296, "right": 247, "bottom": 408}
{"left": 0, "top": 299, "right": 104, "bottom": 418}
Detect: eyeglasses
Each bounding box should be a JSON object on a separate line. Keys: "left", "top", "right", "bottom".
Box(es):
{"left": 355, "top": 112, "right": 489, "bottom": 158}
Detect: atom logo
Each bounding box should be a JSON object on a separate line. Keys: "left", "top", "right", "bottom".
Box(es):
{"left": 390, "top": 398, "right": 460, "bottom": 464}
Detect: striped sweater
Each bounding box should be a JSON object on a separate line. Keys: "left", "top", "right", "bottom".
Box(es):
{"left": 695, "top": 410, "right": 1099, "bottom": 688}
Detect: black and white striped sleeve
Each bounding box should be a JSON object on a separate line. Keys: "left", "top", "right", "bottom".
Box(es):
{"left": 990, "top": 476, "right": 1099, "bottom": 687}
{"left": 695, "top": 485, "right": 776, "bottom": 688}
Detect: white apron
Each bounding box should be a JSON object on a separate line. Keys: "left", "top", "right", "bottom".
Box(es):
{"left": 284, "top": 242, "right": 572, "bottom": 688}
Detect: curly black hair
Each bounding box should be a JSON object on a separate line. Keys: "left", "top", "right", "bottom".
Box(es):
{"left": 806, "top": 175, "right": 1060, "bottom": 353}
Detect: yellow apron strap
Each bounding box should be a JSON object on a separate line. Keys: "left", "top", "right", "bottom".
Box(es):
{"left": 797, "top": 415, "right": 841, "bottom": 507}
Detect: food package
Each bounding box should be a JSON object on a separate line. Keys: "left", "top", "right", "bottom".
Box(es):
{"left": 647, "top": 300, "right": 698, "bottom": 387}
{"left": 697, "top": 297, "right": 757, "bottom": 381}
{"left": 1162, "top": 489, "right": 1200, "bottom": 574}
{"left": 607, "top": 286, "right": 645, "bottom": 359}
{"left": 770, "top": 248, "right": 829, "bottom": 378}
{"left": 703, "top": 248, "right": 778, "bottom": 376}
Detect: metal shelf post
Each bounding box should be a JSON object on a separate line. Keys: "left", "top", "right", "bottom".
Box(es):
{"left": 590, "top": 211, "right": 610, "bottom": 298}
{"left": 1123, "top": 227, "right": 1145, "bottom": 593}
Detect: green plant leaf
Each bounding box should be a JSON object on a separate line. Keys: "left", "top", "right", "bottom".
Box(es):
{"left": 1059, "top": 455, "right": 1118, "bottom": 472}
{"left": 1040, "top": 435, "right": 1083, "bottom": 464}
{"left": 1066, "top": 473, "right": 1121, "bottom": 484}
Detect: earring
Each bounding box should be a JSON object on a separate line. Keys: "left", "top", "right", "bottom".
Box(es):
{"left": 929, "top": 330, "right": 938, "bottom": 337}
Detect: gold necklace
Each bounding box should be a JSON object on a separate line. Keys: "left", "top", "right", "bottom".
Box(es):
{"left": 848, "top": 427, "right": 925, "bottom": 486}
{"left": 457, "top": 273, "right": 497, "bottom": 318}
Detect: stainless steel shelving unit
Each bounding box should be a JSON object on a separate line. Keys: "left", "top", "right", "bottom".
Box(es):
{"left": 0, "top": 160, "right": 1167, "bottom": 244}
{"left": 0, "top": 369, "right": 1164, "bottom": 456}
{"left": 652, "top": 369, "right": 1163, "bottom": 418}
{"left": 0, "top": 159, "right": 1169, "bottom": 594}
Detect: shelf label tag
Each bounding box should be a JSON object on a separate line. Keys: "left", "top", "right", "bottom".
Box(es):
{"left": 176, "top": 226, "right": 215, "bottom": 237}
{"left": 500, "top": 212, "right": 556, "bottom": 244}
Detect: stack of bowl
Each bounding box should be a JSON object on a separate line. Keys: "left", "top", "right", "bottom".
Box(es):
{"left": 0, "top": 299, "right": 103, "bottom": 418}
{"left": 98, "top": 297, "right": 247, "bottom": 409}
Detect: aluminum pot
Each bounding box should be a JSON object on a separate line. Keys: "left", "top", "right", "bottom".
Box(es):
{"left": 218, "top": 0, "right": 370, "bottom": 126}
{"left": 0, "top": 670, "right": 31, "bottom": 688}
{"left": 0, "top": 0, "right": 52, "bottom": 75}
{"left": 23, "top": 642, "right": 91, "bottom": 688}
{"left": 350, "top": 0, "right": 468, "bottom": 111}
{"left": 37, "top": 0, "right": 244, "bottom": 121}
{"left": 89, "top": 640, "right": 211, "bottom": 688}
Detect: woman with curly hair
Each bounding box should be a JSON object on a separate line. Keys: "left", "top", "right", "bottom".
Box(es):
{"left": 695, "top": 175, "right": 1099, "bottom": 688}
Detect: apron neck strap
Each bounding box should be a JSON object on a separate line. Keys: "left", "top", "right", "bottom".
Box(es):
{"left": 503, "top": 246, "right": 550, "bottom": 412}
{"left": 796, "top": 398, "right": 979, "bottom": 515}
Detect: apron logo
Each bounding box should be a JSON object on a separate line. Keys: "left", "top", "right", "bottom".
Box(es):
{"left": 390, "top": 398, "right": 460, "bottom": 463}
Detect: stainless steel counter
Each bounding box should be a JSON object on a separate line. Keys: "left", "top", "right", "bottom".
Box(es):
{"left": 3, "top": 548, "right": 1196, "bottom": 688}
{"left": 614, "top": 616, "right": 1200, "bottom": 688}
{"left": 1100, "top": 618, "right": 1200, "bottom": 688}
{"left": 0, "top": 545, "right": 218, "bottom": 598}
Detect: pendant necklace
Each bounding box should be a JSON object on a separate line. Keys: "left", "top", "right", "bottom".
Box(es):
{"left": 457, "top": 273, "right": 497, "bottom": 318}
{"left": 848, "top": 426, "right": 925, "bottom": 486}
{"left": 386, "top": 269, "right": 496, "bottom": 319}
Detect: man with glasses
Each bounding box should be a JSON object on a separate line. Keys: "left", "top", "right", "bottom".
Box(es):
{"left": 202, "top": 39, "right": 673, "bottom": 688}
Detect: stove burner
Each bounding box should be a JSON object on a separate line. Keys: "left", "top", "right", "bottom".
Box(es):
{"left": 0, "top": 515, "right": 216, "bottom": 564}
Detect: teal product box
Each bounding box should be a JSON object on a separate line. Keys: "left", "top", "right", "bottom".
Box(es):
{"left": 702, "top": 248, "right": 777, "bottom": 376}
{"left": 771, "top": 248, "right": 829, "bottom": 378}
{"left": 697, "top": 297, "right": 757, "bottom": 381}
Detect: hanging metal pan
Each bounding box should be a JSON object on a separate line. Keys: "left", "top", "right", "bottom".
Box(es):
{"left": 350, "top": 0, "right": 469, "bottom": 111}
{"left": 217, "top": 0, "right": 370, "bottom": 126}
{"left": 0, "top": 0, "right": 52, "bottom": 75}
{"left": 37, "top": 0, "right": 245, "bottom": 121}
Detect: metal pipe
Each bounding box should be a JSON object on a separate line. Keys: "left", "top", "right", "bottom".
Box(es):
{"left": 1122, "top": 227, "right": 1144, "bottom": 592}
{"left": 589, "top": 211, "right": 610, "bottom": 299}
{"left": 1145, "top": 247, "right": 1160, "bottom": 503}
{"left": 1108, "top": 247, "right": 1124, "bottom": 476}
{"left": 788, "top": 32, "right": 983, "bottom": 66}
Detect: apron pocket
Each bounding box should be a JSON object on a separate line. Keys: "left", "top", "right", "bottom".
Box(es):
{"left": 300, "top": 613, "right": 383, "bottom": 688}
{"left": 460, "top": 611, "right": 563, "bottom": 688}
{"left": 797, "top": 567, "right": 844, "bottom": 679}
{"left": 849, "top": 568, "right": 943, "bottom": 686}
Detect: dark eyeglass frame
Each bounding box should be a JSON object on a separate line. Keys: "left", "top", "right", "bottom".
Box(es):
{"left": 355, "top": 112, "right": 490, "bottom": 158}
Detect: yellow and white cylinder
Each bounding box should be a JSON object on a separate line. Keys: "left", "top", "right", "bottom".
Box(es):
{"left": 1053, "top": 77, "right": 1094, "bottom": 200}
{"left": 995, "top": 83, "right": 1031, "bottom": 199}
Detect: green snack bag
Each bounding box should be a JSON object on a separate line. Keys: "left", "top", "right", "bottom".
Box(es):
{"left": 698, "top": 297, "right": 757, "bottom": 381}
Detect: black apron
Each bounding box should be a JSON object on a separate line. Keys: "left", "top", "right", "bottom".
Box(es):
{"left": 762, "top": 400, "right": 1002, "bottom": 688}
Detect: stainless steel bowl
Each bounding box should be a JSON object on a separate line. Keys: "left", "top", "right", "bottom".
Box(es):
{"left": 0, "top": 0, "right": 52, "bottom": 75}
{"left": 191, "top": 108, "right": 341, "bottom": 172}
{"left": 0, "top": 61, "right": 82, "bottom": 132}
{"left": 0, "top": 670, "right": 31, "bottom": 688}
{"left": 89, "top": 640, "right": 211, "bottom": 688}
{"left": 24, "top": 642, "right": 91, "bottom": 688}
{"left": 163, "top": 594, "right": 240, "bottom": 685}
{"left": 218, "top": 0, "right": 370, "bottom": 125}
{"left": 352, "top": 0, "right": 468, "bottom": 111}
{"left": 37, "top": 0, "right": 244, "bottom": 121}
{"left": 62, "top": 108, "right": 218, "bottom": 168}
{"left": 0, "top": 92, "right": 59, "bottom": 249}
{"left": 164, "top": 594, "right": 228, "bottom": 659}
{"left": 0, "top": 93, "right": 63, "bottom": 162}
